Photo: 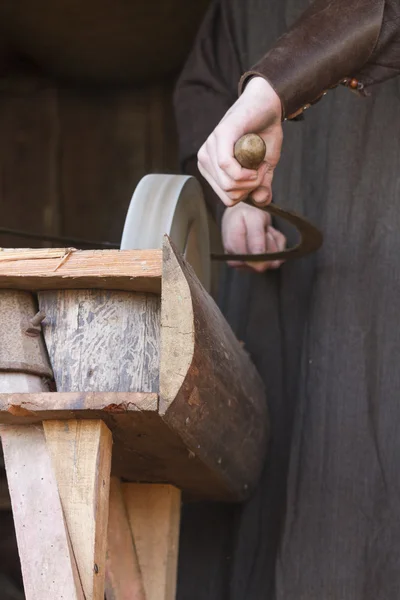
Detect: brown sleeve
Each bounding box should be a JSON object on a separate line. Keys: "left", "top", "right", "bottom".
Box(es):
{"left": 239, "top": 0, "right": 386, "bottom": 120}
{"left": 355, "top": 0, "right": 400, "bottom": 87}
{"left": 173, "top": 0, "right": 241, "bottom": 222}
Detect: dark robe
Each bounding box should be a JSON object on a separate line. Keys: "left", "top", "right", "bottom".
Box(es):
{"left": 174, "top": 1, "right": 400, "bottom": 599}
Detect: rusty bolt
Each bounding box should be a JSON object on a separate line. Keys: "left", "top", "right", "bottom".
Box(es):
{"left": 25, "top": 310, "right": 46, "bottom": 337}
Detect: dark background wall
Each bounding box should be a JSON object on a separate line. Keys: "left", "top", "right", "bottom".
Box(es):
{"left": 0, "top": 78, "right": 179, "bottom": 249}
{"left": 0, "top": 2, "right": 211, "bottom": 596}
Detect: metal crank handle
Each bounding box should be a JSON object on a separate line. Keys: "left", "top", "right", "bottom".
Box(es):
{"left": 211, "top": 133, "right": 323, "bottom": 262}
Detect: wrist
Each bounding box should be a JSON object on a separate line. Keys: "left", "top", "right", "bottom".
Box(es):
{"left": 241, "top": 75, "right": 283, "bottom": 122}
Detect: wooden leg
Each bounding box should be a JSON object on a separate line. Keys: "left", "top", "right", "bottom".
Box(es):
{"left": 0, "top": 290, "right": 112, "bottom": 599}
{"left": 1, "top": 424, "right": 84, "bottom": 600}
{"left": 44, "top": 419, "right": 112, "bottom": 600}
{"left": 105, "top": 477, "right": 146, "bottom": 600}
{"left": 122, "top": 484, "right": 181, "bottom": 600}
{"left": 0, "top": 295, "right": 85, "bottom": 600}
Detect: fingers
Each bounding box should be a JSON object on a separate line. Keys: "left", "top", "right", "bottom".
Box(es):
{"left": 197, "top": 77, "right": 283, "bottom": 208}
{"left": 248, "top": 126, "right": 283, "bottom": 207}
{"left": 215, "top": 133, "right": 258, "bottom": 183}
{"left": 222, "top": 210, "right": 249, "bottom": 268}
{"left": 268, "top": 225, "right": 286, "bottom": 255}
{"left": 246, "top": 228, "right": 283, "bottom": 273}
{"left": 198, "top": 132, "right": 280, "bottom": 208}
{"left": 198, "top": 132, "right": 268, "bottom": 207}
{"left": 246, "top": 215, "right": 267, "bottom": 255}
{"left": 221, "top": 203, "right": 287, "bottom": 273}
{"left": 198, "top": 126, "right": 283, "bottom": 209}
{"left": 251, "top": 184, "right": 272, "bottom": 206}
{"left": 197, "top": 161, "right": 240, "bottom": 207}
{"left": 263, "top": 226, "right": 286, "bottom": 270}
{"left": 242, "top": 210, "right": 268, "bottom": 273}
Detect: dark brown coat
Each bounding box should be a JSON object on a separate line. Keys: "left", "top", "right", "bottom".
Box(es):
{"left": 174, "top": 1, "right": 400, "bottom": 599}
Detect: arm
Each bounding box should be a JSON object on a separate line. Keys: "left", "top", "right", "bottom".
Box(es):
{"left": 240, "top": 0, "right": 391, "bottom": 120}
{"left": 198, "top": 0, "right": 399, "bottom": 208}
{"left": 174, "top": 1, "right": 287, "bottom": 271}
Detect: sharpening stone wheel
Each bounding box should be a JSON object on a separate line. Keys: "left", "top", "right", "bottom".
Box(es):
{"left": 121, "top": 174, "right": 211, "bottom": 291}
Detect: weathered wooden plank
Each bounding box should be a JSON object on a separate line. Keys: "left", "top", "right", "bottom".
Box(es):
{"left": 0, "top": 373, "right": 48, "bottom": 393}
{"left": 0, "top": 292, "right": 84, "bottom": 599}
{"left": 36, "top": 283, "right": 236, "bottom": 499}
{"left": 0, "top": 248, "right": 162, "bottom": 293}
{"left": 160, "top": 237, "right": 269, "bottom": 500}
{"left": 44, "top": 419, "right": 112, "bottom": 600}
{"left": 0, "top": 290, "right": 52, "bottom": 377}
{"left": 0, "top": 237, "right": 269, "bottom": 501}
{"left": 105, "top": 477, "right": 146, "bottom": 600}
{"left": 0, "top": 391, "right": 232, "bottom": 500}
{"left": 0, "top": 391, "right": 158, "bottom": 415}
{"left": 1, "top": 425, "right": 84, "bottom": 600}
{"left": 123, "top": 484, "right": 181, "bottom": 600}
{"left": 39, "top": 290, "right": 160, "bottom": 393}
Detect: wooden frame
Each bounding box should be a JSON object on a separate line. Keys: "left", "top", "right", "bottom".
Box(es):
{"left": 0, "top": 248, "right": 162, "bottom": 293}
{"left": 0, "top": 237, "right": 268, "bottom": 501}
{"left": 0, "top": 237, "right": 268, "bottom": 599}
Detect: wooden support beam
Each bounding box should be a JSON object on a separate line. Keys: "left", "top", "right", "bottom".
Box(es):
{"left": 38, "top": 290, "right": 160, "bottom": 393}
{"left": 0, "top": 290, "right": 52, "bottom": 377}
{"left": 0, "top": 391, "right": 158, "bottom": 418}
{"left": 0, "top": 248, "right": 162, "bottom": 293}
{"left": 0, "top": 291, "right": 84, "bottom": 598}
{"left": 44, "top": 419, "right": 112, "bottom": 600}
{"left": 160, "top": 238, "right": 268, "bottom": 500}
{"left": 0, "top": 390, "right": 236, "bottom": 500}
{"left": 0, "top": 239, "right": 269, "bottom": 501}
{"left": 106, "top": 477, "right": 146, "bottom": 600}
{"left": 123, "top": 484, "right": 181, "bottom": 600}
{"left": 1, "top": 424, "right": 84, "bottom": 600}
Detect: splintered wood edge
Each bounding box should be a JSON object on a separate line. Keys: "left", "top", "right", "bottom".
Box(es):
{"left": 159, "top": 237, "right": 194, "bottom": 413}
{"left": 0, "top": 392, "right": 159, "bottom": 422}
{"left": 0, "top": 391, "right": 239, "bottom": 501}
{"left": 159, "top": 236, "right": 269, "bottom": 500}
{"left": 0, "top": 248, "right": 162, "bottom": 294}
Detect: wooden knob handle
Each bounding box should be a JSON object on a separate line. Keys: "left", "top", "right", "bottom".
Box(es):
{"left": 234, "top": 134, "right": 266, "bottom": 170}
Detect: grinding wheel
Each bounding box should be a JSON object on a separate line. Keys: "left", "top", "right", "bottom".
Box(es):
{"left": 121, "top": 174, "right": 211, "bottom": 291}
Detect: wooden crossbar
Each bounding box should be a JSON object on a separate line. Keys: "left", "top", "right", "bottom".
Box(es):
{"left": 0, "top": 248, "right": 162, "bottom": 293}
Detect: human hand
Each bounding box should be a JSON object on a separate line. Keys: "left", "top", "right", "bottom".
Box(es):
{"left": 198, "top": 76, "right": 282, "bottom": 208}
{"left": 222, "top": 202, "right": 286, "bottom": 272}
